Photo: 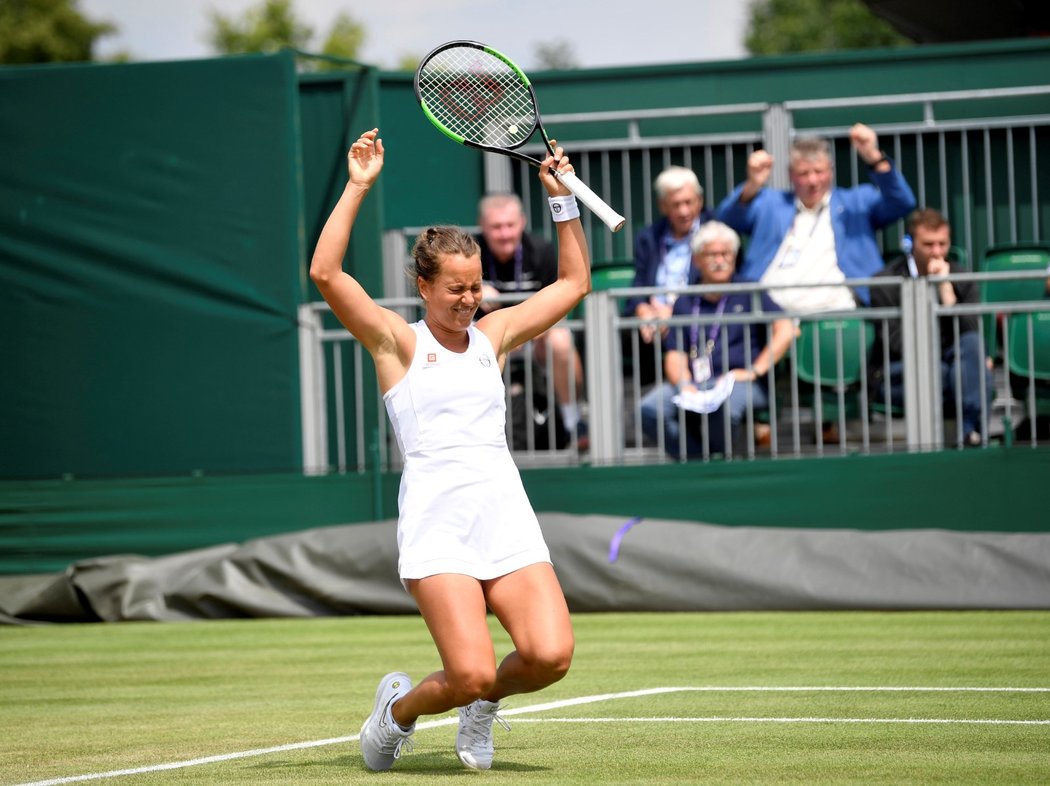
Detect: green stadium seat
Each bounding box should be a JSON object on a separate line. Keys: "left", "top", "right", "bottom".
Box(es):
{"left": 979, "top": 244, "right": 1050, "bottom": 359}
{"left": 796, "top": 318, "right": 875, "bottom": 420}
{"left": 1005, "top": 311, "right": 1050, "bottom": 417}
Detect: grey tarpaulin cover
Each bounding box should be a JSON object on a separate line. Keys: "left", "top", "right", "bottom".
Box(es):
{"left": 2, "top": 514, "right": 1049, "bottom": 623}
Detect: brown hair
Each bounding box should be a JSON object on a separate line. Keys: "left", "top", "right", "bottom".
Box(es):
{"left": 907, "top": 207, "right": 950, "bottom": 235}
{"left": 408, "top": 226, "right": 480, "bottom": 290}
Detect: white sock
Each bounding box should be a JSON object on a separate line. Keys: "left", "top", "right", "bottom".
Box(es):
{"left": 560, "top": 402, "right": 580, "bottom": 430}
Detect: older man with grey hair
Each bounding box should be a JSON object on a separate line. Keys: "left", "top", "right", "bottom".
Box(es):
{"left": 638, "top": 221, "right": 795, "bottom": 460}
{"left": 626, "top": 165, "right": 714, "bottom": 344}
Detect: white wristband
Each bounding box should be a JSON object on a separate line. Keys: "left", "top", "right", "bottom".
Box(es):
{"left": 548, "top": 195, "right": 580, "bottom": 222}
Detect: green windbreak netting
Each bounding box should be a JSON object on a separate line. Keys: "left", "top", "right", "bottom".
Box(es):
{"left": 0, "top": 53, "right": 304, "bottom": 478}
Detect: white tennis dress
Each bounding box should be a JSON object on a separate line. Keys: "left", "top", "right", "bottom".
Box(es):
{"left": 384, "top": 320, "right": 551, "bottom": 582}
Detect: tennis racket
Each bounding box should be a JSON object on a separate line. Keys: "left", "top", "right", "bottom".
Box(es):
{"left": 413, "top": 40, "right": 626, "bottom": 233}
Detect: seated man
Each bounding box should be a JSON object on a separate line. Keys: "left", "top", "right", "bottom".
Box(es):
{"left": 869, "top": 208, "right": 994, "bottom": 446}
{"left": 626, "top": 166, "right": 713, "bottom": 345}
{"left": 475, "top": 193, "right": 588, "bottom": 447}
{"left": 639, "top": 221, "right": 795, "bottom": 459}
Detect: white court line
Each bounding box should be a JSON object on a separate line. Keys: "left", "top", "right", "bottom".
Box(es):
{"left": 512, "top": 717, "right": 1050, "bottom": 725}
{"left": 12, "top": 686, "right": 1050, "bottom": 786}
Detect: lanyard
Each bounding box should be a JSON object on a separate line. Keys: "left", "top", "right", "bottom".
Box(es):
{"left": 689, "top": 295, "right": 728, "bottom": 359}
{"left": 776, "top": 204, "right": 827, "bottom": 270}
{"left": 486, "top": 246, "right": 524, "bottom": 290}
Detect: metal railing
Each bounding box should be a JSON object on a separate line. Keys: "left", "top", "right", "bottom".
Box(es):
{"left": 299, "top": 271, "right": 1050, "bottom": 474}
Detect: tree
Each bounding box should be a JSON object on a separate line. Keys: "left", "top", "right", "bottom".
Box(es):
{"left": 315, "top": 11, "right": 366, "bottom": 70}
{"left": 0, "top": 0, "right": 115, "bottom": 64}
{"left": 534, "top": 40, "right": 579, "bottom": 70}
{"left": 745, "top": 0, "right": 911, "bottom": 56}
{"left": 207, "top": 0, "right": 367, "bottom": 70}
{"left": 207, "top": 0, "right": 313, "bottom": 56}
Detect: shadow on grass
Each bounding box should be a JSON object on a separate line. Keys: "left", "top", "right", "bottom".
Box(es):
{"left": 253, "top": 751, "right": 550, "bottom": 775}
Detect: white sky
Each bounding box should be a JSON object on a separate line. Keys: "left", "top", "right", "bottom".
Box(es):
{"left": 79, "top": 0, "right": 751, "bottom": 70}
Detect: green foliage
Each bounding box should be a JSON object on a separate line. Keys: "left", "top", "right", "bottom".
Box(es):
{"left": 746, "top": 0, "right": 912, "bottom": 56}
{"left": 314, "top": 11, "right": 365, "bottom": 71}
{"left": 0, "top": 0, "right": 115, "bottom": 64}
{"left": 207, "top": 0, "right": 313, "bottom": 55}
{"left": 534, "top": 40, "right": 579, "bottom": 70}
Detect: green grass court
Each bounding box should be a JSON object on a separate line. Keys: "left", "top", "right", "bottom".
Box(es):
{"left": 3, "top": 611, "right": 1048, "bottom": 785}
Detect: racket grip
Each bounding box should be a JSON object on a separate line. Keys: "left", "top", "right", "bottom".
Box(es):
{"left": 556, "top": 171, "right": 626, "bottom": 232}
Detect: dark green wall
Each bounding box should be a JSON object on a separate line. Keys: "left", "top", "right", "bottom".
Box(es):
{"left": 0, "top": 53, "right": 306, "bottom": 479}
{"left": 3, "top": 447, "right": 1047, "bottom": 575}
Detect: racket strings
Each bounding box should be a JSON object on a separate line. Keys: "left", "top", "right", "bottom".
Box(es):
{"left": 418, "top": 47, "right": 537, "bottom": 149}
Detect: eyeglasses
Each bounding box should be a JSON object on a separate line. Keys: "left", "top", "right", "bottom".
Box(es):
{"left": 699, "top": 249, "right": 734, "bottom": 259}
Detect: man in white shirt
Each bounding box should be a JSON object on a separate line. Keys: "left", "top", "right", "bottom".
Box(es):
{"left": 717, "top": 124, "right": 916, "bottom": 314}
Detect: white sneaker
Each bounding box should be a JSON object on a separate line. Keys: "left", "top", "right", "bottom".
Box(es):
{"left": 359, "top": 672, "right": 414, "bottom": 771}
{"left": 456, "top": 698, "right": 510, "bottom": 770}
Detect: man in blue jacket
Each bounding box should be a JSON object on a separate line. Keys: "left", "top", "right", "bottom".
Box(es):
{"left": 716, "top": 123, "right": 916, "bottom": 309}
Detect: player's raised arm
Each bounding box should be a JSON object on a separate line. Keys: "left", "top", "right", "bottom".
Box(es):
{"left": 479, "top": 148, "right": 591, "bottom": 359}
{"left": 310, "top": 129, "right": 411, "bottom": 376}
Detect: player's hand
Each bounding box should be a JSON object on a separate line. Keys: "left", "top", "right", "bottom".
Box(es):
{"left": 540, "top": 146, "right": 573, "bottom": 197}
{"left": 347, "top": 128, "right": 384, "bottom": 188}
{"left": 746, "top": 150, "right": 774, "bottom": 191}
{"left": 849, "top": 123, "right": 882, "bottom": 165}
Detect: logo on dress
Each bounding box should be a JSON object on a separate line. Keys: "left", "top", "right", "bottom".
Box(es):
{"left": 427, "top": 353, "right": 437, "bottom": 363}
{"left": 479, "top": 354, "right": 491, "bottom": 367}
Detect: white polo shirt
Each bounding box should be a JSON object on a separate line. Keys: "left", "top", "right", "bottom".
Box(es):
{"left": 761, "top": 192, "right": 857, "bottom": 313}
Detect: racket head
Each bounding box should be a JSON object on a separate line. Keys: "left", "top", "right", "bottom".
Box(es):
{"left": 414, "top": 40, "right": 544, "bottom": 156}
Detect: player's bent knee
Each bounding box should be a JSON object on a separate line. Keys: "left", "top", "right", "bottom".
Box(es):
{"left": 446, "top": 667, "right": 497, "bottom": 705}
{"left": 527, "top": 645, "right": 573, "bottom": 686}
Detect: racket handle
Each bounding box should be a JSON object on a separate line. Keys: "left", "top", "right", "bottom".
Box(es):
{"left": 556, "top": 171, "right": 626, "bottom": 232}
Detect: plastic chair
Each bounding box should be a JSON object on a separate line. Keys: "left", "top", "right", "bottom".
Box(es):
{"left": 590, "top": 263, "right": 635, "bottom": 291}
{"left": 1005, "top": 311, "right": 1050, "bottom": 417}
{"left": 796, "top": 318, "right": 875, "bottom": 420}
{"left": 979, "top": 244, "right": 1050, "bottom": 359}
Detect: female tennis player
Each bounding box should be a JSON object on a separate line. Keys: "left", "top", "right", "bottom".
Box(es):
{"left": 310, "top": 128, "right": 589, "bottom": 772}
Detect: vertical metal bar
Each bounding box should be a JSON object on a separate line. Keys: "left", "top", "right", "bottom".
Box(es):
{"left": 916, "top": 132, "right": 926, "bottom": 208}
{"left": 789, "top": 335, "right": 801, "bottom": 455}
{"left": 835, "top": 322, "right": 847, "bottom": 455}
{"left": 900, "top": 279, "right": 922, "bottom": 449}
{"left": 354, "top": 342, "right": 366, "bottom": 473}
{"left": 858, "top": 318, "right": 871, "bottom": 454}
{"left": 1007, "top": 128, "right": 1017, "bottom": 244}
{"left": 333, "top": 343, "right": 346, "bottom": 474}
{"left": 704, "top": 146, "right": 714, "bottom": 206}
{"left": 881, "top": 317, "right": 894, "bottom": 453}
{"left": 952, "top": 317, "right": 964, "bottom": 448}
{"left": 1024, "top": 314, "right": 1037, "bottom": 448}
{"left": 812, "top": 321, "right": 824, "bottom": 457}
{"left": 584, "top": 290, "right": 620, "bottom": 464}
{"left": 1030, "top": 126, "right": 1040, "bottom": 242}
{"left": 642, "top": 149, "right": 654, "bottom": 227}
{"left": 938, "top": 132, "right": 950, "bottom": 224}
{"left": 297, "top": 305, "right": 328, "bottom": 475}
{"left": 601, "top": 150, "right": 614, "bottom": 260}
{"left": 961, "top": 132, "right": 973, "bottom": 272}
{"left": 983, "top": 128, "right": 995, "bottom": 247}
{"left": 623, "top": 148, "right": 634, "bottom": 249}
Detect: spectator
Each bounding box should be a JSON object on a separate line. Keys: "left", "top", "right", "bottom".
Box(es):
{"left": 476, "top": 193, "right": 589, "bottom": 448}
{"left": 626, "top": 166, "right": 714, "bottom": 344}
{"left": 716, "top": 123, "right": 916, "bottom": 310}
{"left": 869, "top": 208, "right": 994, "bottom": 447}
{"left": 639, "top": 221, "right": 795, "bottom": 459}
